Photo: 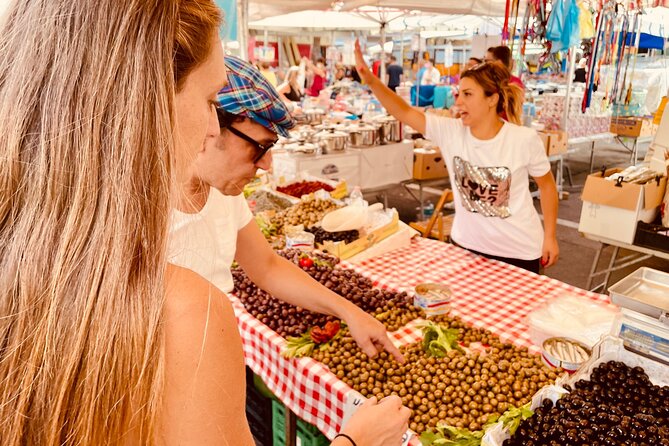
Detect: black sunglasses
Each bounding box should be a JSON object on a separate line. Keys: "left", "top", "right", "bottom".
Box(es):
{"left": 226, "top": 125, "right": 278, "bottom": 163}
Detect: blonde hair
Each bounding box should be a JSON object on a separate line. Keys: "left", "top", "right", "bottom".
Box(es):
{"left": 0, "top": 1, "right": 220, "bottom": 444}
{"left": 462, "top": 61, "right": 524, "bottom": 125}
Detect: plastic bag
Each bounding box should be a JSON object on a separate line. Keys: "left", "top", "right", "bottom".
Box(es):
{"left": 547, "top": 0, "right": 581, "bottom": 52}
{"left": 527, "top": 293, "right": 619, "bottom": 347}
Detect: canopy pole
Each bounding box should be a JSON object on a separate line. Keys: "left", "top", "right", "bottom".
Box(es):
{"left": 400, "top": 29, "right": 405, "bottom": 74}
{"left": 237, "top": 0, "right": 249, "bottom": 60}
{"left": 563, "top": 47, "right": 577, "bottom": 130}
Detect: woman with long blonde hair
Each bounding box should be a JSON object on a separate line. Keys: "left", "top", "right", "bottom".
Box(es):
{"left": 0, "top": 2, "right": 411, "bottom": 445}
{"left": 0, "top": 0, "right": 227, "bottom": 444}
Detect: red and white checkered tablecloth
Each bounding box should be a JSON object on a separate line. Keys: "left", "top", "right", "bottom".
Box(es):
{"left": 231, "top": 237, "right": 609, "bottom": 443}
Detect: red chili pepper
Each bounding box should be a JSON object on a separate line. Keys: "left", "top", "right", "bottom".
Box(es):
{"left": 323, "top": 321, "right": 341, "bottom": 337}
{"left": 310, "top": 327, "right": 329, "bottom": 344}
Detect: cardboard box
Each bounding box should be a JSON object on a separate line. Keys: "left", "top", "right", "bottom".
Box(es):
{"left": 578, "top": 168, "right": 667, "bottom": 244}
{"left": 413, "top": 149, "right": 448, "bottom": 180}
{"left": 610, "top": 116, "right": 654, "bottom": 138}
{"left": 538, "top": 130, "right": 568, "bottom": 156}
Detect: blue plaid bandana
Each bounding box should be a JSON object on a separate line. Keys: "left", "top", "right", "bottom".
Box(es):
{"left": 217, "top": 56, "right": 296, "bottom": 138}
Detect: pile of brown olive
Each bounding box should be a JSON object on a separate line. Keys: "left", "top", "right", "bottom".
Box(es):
{"left": 504, "top": 361, "right": 669, "bottom": 446}
{"left": 232, "top": 249, "right": 423, "bottom": 336}
{"left": 311, "top": 314, "right": 558, "bottom": 434}
{"left": 271, "top": 199, "right": 340, "bottom": 233}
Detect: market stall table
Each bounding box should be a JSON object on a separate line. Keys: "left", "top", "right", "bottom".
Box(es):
{"left": 583, "top": 232, "right": 669, "bottom": 293}
{"left": 230, "top": 238, "right": 608, "bottom": 445}
{"left": 272, "top": 142, "right": 414, "bottom": 191}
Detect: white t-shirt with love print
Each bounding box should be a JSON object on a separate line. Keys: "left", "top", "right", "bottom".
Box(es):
{"left": 425, "top": 114, "right": 550, "bottom": 260}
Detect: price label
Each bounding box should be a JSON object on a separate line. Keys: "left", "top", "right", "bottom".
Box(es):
{"left": 342, "top": 391, "right": 413, "bottom": 446}
{"left": 341, "top": 391, "right": 365, "bottom": 428}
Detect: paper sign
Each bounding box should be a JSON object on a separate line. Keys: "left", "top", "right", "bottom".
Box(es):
{"left": 342, "top": 391, "right": 413, "bottom": 446}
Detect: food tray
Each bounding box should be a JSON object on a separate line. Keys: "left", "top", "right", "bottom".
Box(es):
{"left": 483, "top": 335, "right": 669, "bottom": 446}
{"left": 608, "top": 267, "right": 669, "bottom": 319}
{"left": 318, "top": 210, "right": 399, "bottom": 260}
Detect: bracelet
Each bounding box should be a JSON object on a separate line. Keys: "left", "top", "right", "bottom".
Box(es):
{"left": 334, "top": 433, "right": 358, "bottom": 446}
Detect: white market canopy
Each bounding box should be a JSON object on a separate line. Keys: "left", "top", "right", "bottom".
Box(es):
{"left": 249, "top": 7, "right": 503, "bottom": 36}
{"left": 249, "top": 7, "right": 409, "bottom": 31}
{"left": 249, "top": 0, "right": 514, "bottom": 21}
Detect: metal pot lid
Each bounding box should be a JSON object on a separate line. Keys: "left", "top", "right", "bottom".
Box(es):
{"left": 316, "top": 129, "right": 348, "bottom": 139}
{"left": 284, "top": 142, "right": 316, "bottom": 151}
{"left": 350, "top": 122, "right": 378, "bottom": 131}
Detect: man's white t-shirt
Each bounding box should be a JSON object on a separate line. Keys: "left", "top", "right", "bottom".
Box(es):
{"left": 168, "top": 188, "right": 253, "bottom": 293}
{"left": 425, "top": 114, "right": 551, "bottom": 260}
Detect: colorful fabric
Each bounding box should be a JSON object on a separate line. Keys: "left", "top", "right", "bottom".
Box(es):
{"left": 217, "top": 55, "right": 295, "bottom": 137}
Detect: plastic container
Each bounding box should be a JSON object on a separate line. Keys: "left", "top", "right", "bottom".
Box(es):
{"left": 527, "top": 293, "right": 619, "bottom": 348}
{"left": 272, "top": 400, "right": 329, "bottom": 446}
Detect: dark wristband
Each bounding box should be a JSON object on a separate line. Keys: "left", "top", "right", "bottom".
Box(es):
{"left": 334, "top": 433, "right": 358, "bottom": 446}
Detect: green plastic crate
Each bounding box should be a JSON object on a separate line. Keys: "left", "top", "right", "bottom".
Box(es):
{"left": 272, "top": 400, "right": 329, "bottom": 446}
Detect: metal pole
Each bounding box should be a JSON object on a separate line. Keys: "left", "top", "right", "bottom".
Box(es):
{"left": 237, "top": 0, "right": 249, "bottom": 60}
{"left": 400, "top": 29, "right": 405, "bottom": 69}
{"left": 562, "top": 48, "right": 577, "bottom": 130}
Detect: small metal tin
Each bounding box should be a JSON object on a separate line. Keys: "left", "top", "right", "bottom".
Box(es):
{"left": 541, "top": 337, "right": 591, "bottom": 373}
{"left": 285, "top": 230, "right": 315, "bottom": 251}
{"left": 414, "top": 283, "right": 452, "bottom": 316}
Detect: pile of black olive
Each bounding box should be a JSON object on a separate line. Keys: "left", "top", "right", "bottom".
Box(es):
{"left": 232, "top": 249, "right": 419, "bottom": 337}
{"left": 305, "top": 226, "right": 359, "bottom": 244}
{"left": 504, "top": 361, "right": 669, "bottom": 446}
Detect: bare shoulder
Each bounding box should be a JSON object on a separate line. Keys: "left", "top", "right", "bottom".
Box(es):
{"left": 158, "top": 265, "right": 254, "bottom": 446}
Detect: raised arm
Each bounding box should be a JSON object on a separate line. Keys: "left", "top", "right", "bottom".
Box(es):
{"left": 355, "top": 40, "right": 426, "bottom": 134}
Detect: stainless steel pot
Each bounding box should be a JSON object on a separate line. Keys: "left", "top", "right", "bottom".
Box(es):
{"left": 315, "top": 129, "right": 347, "bottom": 154}
{"left": 348, "top": 123, "right": 380, "bottom": 147}
{"left": 303, "top": 109, "right": 325, "bottom": 125}
{"left": 377, "top": 117, "right": 402, "bottom": 143}
{"left": 285, "top": 142, "right": 316, "bottom": 155}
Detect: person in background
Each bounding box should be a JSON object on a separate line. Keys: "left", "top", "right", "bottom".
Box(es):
{"left": 421, "top": 59, "right": 441, "bottom": 85}
{"left": 306, "top": 57, "right": 327, "bottom": 96}
{"left": 346, "top": 65, "right": 362, "bottom": 83}
{"left": 258, "top": 60, "right": 278, "bottom": 87}
{"left": 386, "top": 55, "right": 403, "bottom": 91}
{"left": 277, "top": 66, "right": 303, "bottom": 102}
{"left": 355, "top": 40, "right": 559, "bottom": 273}
{"left": 485, "top": 46, "right": 524, "bottom": 90}
{"left": 466, "top": 57, "right": 483, "bottom": 70}
{"left": 334, "top": 63, "right": 346, "bottom": 82}
{"left": 415, "top": 59, "right": 427, "bottom": 86}
{"left": 170, "top": 55, "right": 412, "bottom": 446}
{"left": 297, "top": 56, "right": 309, "bottom": 93}
{"left": 573, "top": 58, "right": 588, "bottom": 83}
{"left": 372, "top": 55, "right": 383, "bottom": 77}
